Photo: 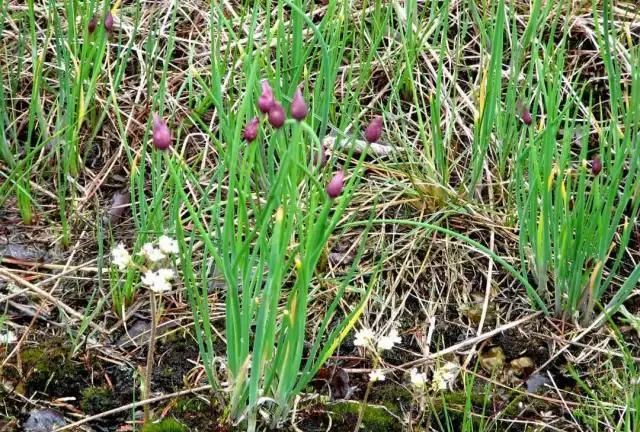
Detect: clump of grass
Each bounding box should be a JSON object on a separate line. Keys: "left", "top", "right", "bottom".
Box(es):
{"left": 514, "top": 4, "right": 640, "bottom": 324}
{"left": 569, "top": 318, "right": 640, "bottom": 431}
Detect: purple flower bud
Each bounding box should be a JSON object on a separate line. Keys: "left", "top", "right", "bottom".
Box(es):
{"left": 243, "top": 117, "right": 260, "bottom": 142}
{"left": 104, "top": 12, "right": 114, "bottom": 32}
{"left": 327, "top": 170, "right": 346, "bottom": 199}
{"left": 591, "top": 157, "right": 602, "bottom": 175}
{"left": 268, "top": 102, "right": 286, "bottom": 128}
{"left": 258, "top": 80, "right": 275, "bottom": 113}
{"left": 88, "top": 16, "right": 98, "bottom": 34}
{"left": 152, "top": 114, "right": 172, "bottom": 150}
{"left": 364, "top": 116, "right": 383, "bottom": 143}
{"left": 516, "top": 101, "right": 533, "bottom": 126}
{"left": 290, "top": 87, "right": 308, "bottom": 121}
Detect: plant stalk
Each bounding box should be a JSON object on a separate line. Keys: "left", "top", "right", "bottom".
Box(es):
{"left": 144, "top": 291, "right": 158, "bottom": 423}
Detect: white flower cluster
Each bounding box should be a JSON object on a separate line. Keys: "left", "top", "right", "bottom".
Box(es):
{"left": 353, "top": 328, "right": 375, "bottom": 347}
{"left": 354, "top": 327, "right": 402, "bottom": 383}
{"left": 353, "top": 327, "right": 402, "bottom": 352}
{"left": 111, "top": 243, "right": 131, "bottom": 270}
{"left": 377, "top": 329, "right": 402, "bottom": 351}
{"left": 352, "top": 327, "right": 460, "bottom": 390}
{"left": 110, "top": 235, "right": 180, "bottom": 293}
{"left": 408, "top": 361, "right": 460, "bottom": 391}
{"left": 431, "top": 361, "right": 460, "bottom": 391}
{"left": 409, "top": 368, "right": 427, "bottom": 388}
{"left": 141, "top": 235, "right": 179, "bottom": 262}
{"left": 141, "top": 268, "right": 175, "bottom": 293}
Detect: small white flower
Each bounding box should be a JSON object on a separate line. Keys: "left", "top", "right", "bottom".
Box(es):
{"left": 540, "top": 411, "right": 554, "bottom": 420}
{"left": 111, "top": 243, "right": 131, "bottom": 270}
{"left": 410, "top": 368, "right": 428, "bottom": 388}
{"left": 141, "top": 243, "right": 165, "bottom": 263}
{"left": 158, "top": 235, "right": 179, "bottom": 255}
{"left": 141, "top": 270, "right": 172, "bottom": 293}
{"left": 156, "top": 268, "right": 175, "bottom": 281}
{"left": 432, "top": 361, "right": 460, "bottom": 391}
{"left": 0, "top": 331, "right": 17, "bottom": 344}
{"left": 369, "top": 369, "right": 385, "bottom": 382}
{"left": 353, "top": 328, "right": 375, "bottom": 347}
{"left": 377, "top": 328, "right": 402, "bottom": 351}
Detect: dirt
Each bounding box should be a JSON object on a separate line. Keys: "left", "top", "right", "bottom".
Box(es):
{"left": 0, "top": 316, "right": 586, "bottom": 432}
{"left": 297, "top": 401, "right": 403, "bottom": 432}
{"left": 0, "top": 337, "right": 138, "bottom": 428}
{"left": 152, "top": 336, "right": 200, "bottom": 392}
{"left": 172, "top": 397, "right": 227, "bottom": 431}
{"left": 492, "top": 327, "right": 548, "bottom": 366}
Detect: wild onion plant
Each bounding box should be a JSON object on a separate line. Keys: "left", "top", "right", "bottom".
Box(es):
{"left": 166, "top": 80, "right": 373, "bottom": 430}
{"left": 102, "top": 1, "right": 374, "bottom": 426}
{"left": 515, "top": 25, "right": 640, "bottom": 324}
{"left": 467, "top": 0, "right": 505, "bottom": 194}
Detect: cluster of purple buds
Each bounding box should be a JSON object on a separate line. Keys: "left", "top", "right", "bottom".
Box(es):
{"left": 248, "top": 81, "right": 351, "bottom": 200}
{"left": 244, "top": 80, "right": 310, "bottom": 142}
{"left": 87, "top": 11, "right": 115, "bottom": 34}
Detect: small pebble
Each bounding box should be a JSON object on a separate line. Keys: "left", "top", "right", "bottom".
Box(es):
{"left": 23, "top": 409, "right": 66, "bottom": 432}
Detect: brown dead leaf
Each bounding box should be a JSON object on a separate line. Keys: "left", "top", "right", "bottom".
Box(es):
{"left": 328, "top": 240, "right": 357, "bottom": 268}
{"left": 106, "top": 190, "right": 130, "bottom": 223}
{"left": 315, "top": 366, "right": 352, "bottom": 400}
{"left": 0, "top": 243, "right": 46, "bottom": 262}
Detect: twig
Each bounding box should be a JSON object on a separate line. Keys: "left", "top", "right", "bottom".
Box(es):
{"left": 399, "top": 312, "right": 542, "bottom": 370}
{"left": 54, "top": 384, "right": 214, "bottom": 431}
{"left": 0, "top": 268, "right": 106, "bottom": 333}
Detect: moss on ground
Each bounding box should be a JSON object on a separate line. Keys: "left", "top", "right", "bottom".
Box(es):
{"left": 329, "top": 401, "right": 402, "bottom": 432}
{"left": 173, "top": 396, "right": 226, "bottom": 431}
{"left": 80, "top": 386, "right": 117, "bottom": 415}
{"left": 19, "top": 338, "right": 88, "bottom": 397}
{"left": 141, "top": 418, "right": 188, "bottom": 432}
